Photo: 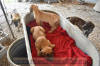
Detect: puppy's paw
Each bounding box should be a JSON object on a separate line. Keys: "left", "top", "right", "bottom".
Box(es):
{"left": 37, "top": 53, "right": 41, "bottom": 56}
{"left": 50, "top": 44, "right": 55, "bottom": 48}
{"left": 52, "top": 44, "right": 55, "bottom": 48}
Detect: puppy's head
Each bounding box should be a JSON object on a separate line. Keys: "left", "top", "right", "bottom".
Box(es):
{"left": 83, "top": 21, "right": 95, "bottom": 37}
{"left": 40, "top": 41, "right": 55, "bottom": 57}
{"left": 83, "top": 21, "right": 95, "bottom": 30}
{"left": 40, "top": 47, "right": 53, "bottom": 57}
{"left": 15, "top": 13, "right": 20, "bottom": 17}
{"left": 31, "top": 5, "right": 38, "bottom": 11}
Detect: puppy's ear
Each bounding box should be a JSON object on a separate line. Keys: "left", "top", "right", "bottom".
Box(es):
{"left": 31, "top": 5, "right": 38, "bottom": 9}
{"left": 39, "top": 26, "right": 45, "bottom": 32}
{"left": 66, "top": 17, "right": 70, "bottom": 19}
{"left": 30, "top": 27, "right": 34, "bottom": 33}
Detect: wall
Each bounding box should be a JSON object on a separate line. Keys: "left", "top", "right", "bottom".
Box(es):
{"left": 85, "top": 0, "right": 98, "bottom": 3}
{"left": 78, "top": 0, "right": 98, "bottom": 3}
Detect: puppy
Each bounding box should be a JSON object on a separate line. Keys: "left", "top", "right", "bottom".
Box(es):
{"left": 30, "top": 26, "right": 45, "bottom": 40}
{"left": 11, "top": 13, "right": 21, "bottom": 32}
{"left": 30, "top": 26, "right": 55, "bottom": 56}
{"left": 67, "top": 16, "right": 95, "bottom": 37}
{"left": 35, "top": 36, "right": 55, "bottom": 57}
{"left": 31, "top": 5, "right": 60, "bottom": 33}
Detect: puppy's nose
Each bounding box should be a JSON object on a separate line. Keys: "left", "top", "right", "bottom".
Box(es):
{"left": 47, "top": 54, "right": 50, "bottom": 56}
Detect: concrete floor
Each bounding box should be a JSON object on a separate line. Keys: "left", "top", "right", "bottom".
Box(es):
{"left": 0, "top": 2, "right": 100, "bottom": 65}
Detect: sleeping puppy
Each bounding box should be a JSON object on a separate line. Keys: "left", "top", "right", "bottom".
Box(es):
{"left": 31, "top": 5, "right": 60, "bottom": 33}
{"left": 30, "top": 26, "right": 55, "bottom": 56}
{"left": 66, "top": 16, "right": 95, "bottom": 37}
{"left": 30, "top": 26, "right": 46, "bottom": 40}
{"left": 35, "top": 36, "right": 55, "bottom": 57}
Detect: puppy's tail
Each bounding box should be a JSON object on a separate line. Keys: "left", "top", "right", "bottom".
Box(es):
{"left": 30, "top": 27, "right": 34, "bottom": 33}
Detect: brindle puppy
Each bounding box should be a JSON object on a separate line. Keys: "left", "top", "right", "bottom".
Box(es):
{"left": 67, "top": 16, "right": 95, "bottom": 37}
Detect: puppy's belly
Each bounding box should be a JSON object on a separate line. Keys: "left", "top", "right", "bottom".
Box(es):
{"left": 33, "top": 33, "right": 45, "bottom": 40}
{"left": 40, "top": 18, "right": 51, "bottom": 23}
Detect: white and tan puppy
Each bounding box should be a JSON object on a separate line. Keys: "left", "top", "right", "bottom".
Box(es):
{"left": 31, "top": 5, "right": 60, "bottom": 33}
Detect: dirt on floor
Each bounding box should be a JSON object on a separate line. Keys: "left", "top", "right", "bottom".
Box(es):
{"left": 0, "top": 55, "right": 10, "bottom": 66}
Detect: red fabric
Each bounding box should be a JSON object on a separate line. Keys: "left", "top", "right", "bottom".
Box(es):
{"left": 27, "top": 20, "right": 92, "bottom": 66}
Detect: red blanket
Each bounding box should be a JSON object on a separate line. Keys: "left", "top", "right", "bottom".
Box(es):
{"left": 27, "top": 20, "right": 92, "bottom": 66}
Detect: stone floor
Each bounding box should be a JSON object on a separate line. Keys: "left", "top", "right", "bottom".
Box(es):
{"left": 0, "top": 1, "right": 100, "bottom": 66}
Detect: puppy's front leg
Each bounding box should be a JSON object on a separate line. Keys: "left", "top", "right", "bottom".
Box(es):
{"left": 48, "top": 26, "right": 56, "bottom": 33}
{"left": 35, "top": 43, "right": 41, "bottom": 56}
{"left": 49, "top": 44, "right": 55, "bottom": 48}
{"left": 36, "top": 47, "right": 40, "bottom": 56}
{"left": 47, "top": 40, "right": 55, "bottom": 48}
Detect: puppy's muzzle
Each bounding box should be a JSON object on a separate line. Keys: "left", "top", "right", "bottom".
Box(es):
{"left": 40, "top": 51, "right": 53, "bottom": 57}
